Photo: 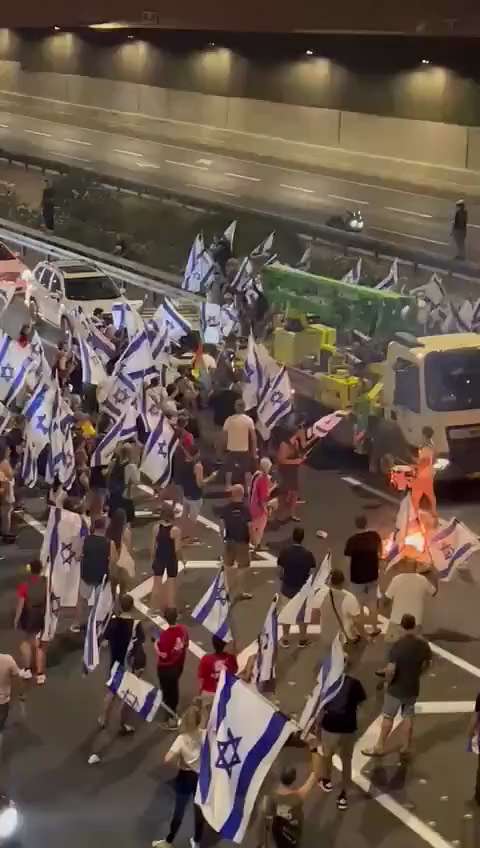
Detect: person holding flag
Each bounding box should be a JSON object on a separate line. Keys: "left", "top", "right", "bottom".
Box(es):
{"left": 277, "top": 527, "right": 316, "bottom": 648}
{"left": 262, "top": 751, "right": 322, "bottom": 848}
{"left": 198, "top": 636, "right": 238, "bottom": 719}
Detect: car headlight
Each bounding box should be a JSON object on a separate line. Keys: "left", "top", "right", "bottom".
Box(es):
{"left": 0, "top": 802, "right": 18, "bottom": 840}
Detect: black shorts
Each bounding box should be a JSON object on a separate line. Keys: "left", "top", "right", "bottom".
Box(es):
{"left": 226, "top": 450, "right": 252, "bottom": 475}
{"left": 0, "top": 702, "right": 9, "bottom": 732}
{"left": 109, "top": 495, "right": 135, "bottom": 524}
{"left": 152, "top": 558, "right": 178, "bottom": 579}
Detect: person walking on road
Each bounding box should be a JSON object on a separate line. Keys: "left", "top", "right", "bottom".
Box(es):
{"left": 221, "top": 483, "right": 253, "bottom": 602}
{"left": 198, "top": 635, "right": 238, "bottom": 720}
{"left": 277, "top": 527, "right": 316, "bottom": 649}
{"left": 382, "top": 557, "right": 438, "bottom": 642}
{"left": 262, "top": 751, "right": 321, "bottom": 848}
{"left": 71, "top": 517, "right": 117, "bottom": 633}
{"left": 345, "top": 515, "right": 382, "bottom": 636}
{"left": 150, "top": 504, "right": 184, "bottom": 613}
{"left": 41, "top": 180, "right": 55, "bottom": 231}
{"left": 363, "top": 613, "right": 431, "bottom": 759}
{"left": 249, "top": 457, "right": 275, "bottom": 552}
{"left": 223, "top": 398, "right": 257, "bottom": 492}
{"left": 181, "top": 444, "right": 218, "bottom": 544}
{"left": 152, "top": 701, "right": 204, "bottom": 848}
{"left": 155, "top": 607, "right": 189, "bottom": 729}
{"left": 14, "top": 559, "right": 47, "bottom": 684}
{"left": 311, "top": 569, "right": 365, "bottom": 657}
{"left": 452, "top": 199, "right": 468, "bottom": 260}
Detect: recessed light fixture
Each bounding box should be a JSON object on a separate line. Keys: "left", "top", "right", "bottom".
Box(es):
{"left": 421, "top": 58, "right": 431, "bottom": 64}
{"left": 305, "top": 49, "right": 314, "bottom": 56}
{"left": 54, "top": 26, "right": 61, "bottom": 31}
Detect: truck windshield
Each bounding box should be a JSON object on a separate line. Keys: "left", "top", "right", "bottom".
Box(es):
{"left": 64, "top": 275, "right": 119, "bottom": 301}
{"left": 425, "top": 349, "right": 480, "bottom": 411}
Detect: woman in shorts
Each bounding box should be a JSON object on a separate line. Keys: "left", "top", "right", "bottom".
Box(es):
{"left": 149, "top": 504, "right": 183, "bottom": 613}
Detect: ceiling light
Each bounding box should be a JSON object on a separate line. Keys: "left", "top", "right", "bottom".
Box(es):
{"left": 421, "top": 58, "right": 431, "bottom": 64}
{"left": 305, "top": 49, "right": 314, "bottom": 56}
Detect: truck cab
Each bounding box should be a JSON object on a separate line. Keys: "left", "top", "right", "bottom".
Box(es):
{"left": 382, "top": 333, "right": 480, "bottom": 478}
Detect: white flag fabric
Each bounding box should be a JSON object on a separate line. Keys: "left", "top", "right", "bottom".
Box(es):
{"left": 412, "top": 273, "right": 446, "bottom": 308}
{"left": 297, "top": 245, "right": 311, "bottom": 272}
{"left": 154, "top": 298, "right": 192, "bottom": 343}
{"left": 223, "top": 221, "right": 237, "bottom": 250}
{"left": 99, "top": 371, "right": 137, "bottom": 420}
{"left": 278, "top": 552, "right": 331, "bottom": 625}
{"left": 140, "top": 414, "right": 178, "bottom": 486}
{"left": 243, "top": 335, "right": 267, "bottom": 411}
{"left": 76, "top": 332, "right": 107, "bottom": 386}
{"left": 257, "top": 366, "right": 292, "bottom": 438}
{"left": 220, "top": 304, "right": 239, "bottom": 339}
{"left": 0, "top": 332, "right": 33, "bottom": 406}
{"left": 91, "top": 413, "right": 129, "bottom": 467}
{"left": 252, "top": 595, "right": 279, "bottom": 686}
{"left": 376, "top": 258, "right": 399, "bottom": 291}
{"left": 88, "top": 322, "right": 116, "bottom": 366}
{"left": 252, "top": 231, "right": 275, "bottom": 257}
{"left": 112, "top": 302, "right": 144, "bottom": 339}
{"left": 342, "top": 258, "right": 362, "bottom": 285}
{"left": 200, "top": 302, "right": 221, "bottom": 345}
{"left": 0, "top": 400, "right": 12, "bottom": 435}
{"left": 183, "top": 233, "right": 215, "bottom": 293}
{"left": 191, "top": 568, "right": 232, "bottom": 641}
{"left": 22, "top": 380, "right": 56, "bottom": 456}
{"left": 29, "top": 330, "right": 52, "bottom": 381}
{"left": 196, "top": 670, "right": 294, "bottom": 843}
{"left": 114, "top": 329, "right": 155, "bottom": 387}
{"left": 385, "top": 493, "right": 416, "bottom": 569}
{"left": 41, "top": 508, "right": 89, "bottom": 641}
{"left": 429, "top": 517, "right": 480, "bottom": 581}
{"left": 298, "top": 634, "right": 345, "bottom": 737}
{"left": 107, "top": 662, "right": 163, "bottom": 722}
{"left": 306, "top": 411, "right": 344, "bottom": 441}
{"left": 83, "top": 575, "right": 114, "bottom": 672}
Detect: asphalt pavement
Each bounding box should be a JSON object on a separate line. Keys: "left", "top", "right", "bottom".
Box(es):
{"left": 0, "top": 105, "right": 480, "bottom": 263}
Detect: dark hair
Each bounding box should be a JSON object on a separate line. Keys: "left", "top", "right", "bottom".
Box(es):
{"left": 29, "top": 558, "right": 42, "bottom": 576}
{"left": 212, "top": 635, "right": 226, "bottom": 653}
{"left": 401, "top": 613, "right": 416, "bottom": 631}
{"left": 107, "top": 508, "right": 127, "bottom": 551}
{"left": 93, "top": 517, "right": 107, "bottom": 533}
{"left": 330, "top": 569, "right": 345, "bottom": 588}
{"left": 0, "top": 440, "right": 9, "bottom": 463}
{"left": 422, "top": 426, "right": 434, "bottom": 439}
{"left": 164, "top": 607, "right": 178, "bottom": 626}
{"left": 120, "top": 594, "right": 134, "bottom": 613}
{"left": 280, "top": 767, "right": 297, "bottom": 787}
{"left": 355, "top": 515, "right": 368, "bottom": 530}
{"left": 292, "top": 527, "right": 305, "bottom": 544}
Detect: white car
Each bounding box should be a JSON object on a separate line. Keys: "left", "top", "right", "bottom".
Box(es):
{"left": 29, "top": 259, "right": 143, "bottom": 337}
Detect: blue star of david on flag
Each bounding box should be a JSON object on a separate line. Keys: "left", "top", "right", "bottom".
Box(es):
{"left": 214, "top": 587, "right": 228, "bottom": 606}
{"left": 60, "top": 542, "right": 75, "bottom": 566}
{"left": 36, "top": 413, "right": 50, "bottom": 435}
{"left": 113, "top": 388, "right": 129, "bottom": 405}
{"left": 215, "top": 728, "right": 242, "bottom": 778}
{"left": 0, "top": 364, "right": 14, "bottom": 382}
{"left": 157, "top": 439, "right": 168, "bottom": 457}
{"left": 271, "top": 390, "right": 284, "bottom": 405}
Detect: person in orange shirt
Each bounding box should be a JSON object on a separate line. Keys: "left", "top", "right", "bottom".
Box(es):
{"left": 411, "top": 426, "right": 437, "bottom": 515}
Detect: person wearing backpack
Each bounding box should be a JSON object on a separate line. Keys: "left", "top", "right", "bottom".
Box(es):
{"left": 14, "top": 559, "right": 47, "bottom": 684}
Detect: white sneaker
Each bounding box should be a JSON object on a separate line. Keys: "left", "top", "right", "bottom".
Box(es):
{"left": 152, "top": 841, "right": 171, "bottom": 848}
{"left": 36, "top": 674, "right": 46, "bottom": 685}
{"left": 70, "top": 624, "right": 81, "bottom": 634}
{"left": 19, "top": 669, "right": 32, "bottom": 680}
{"left": 88, "top": 754, "right": 101, "bottom": 765}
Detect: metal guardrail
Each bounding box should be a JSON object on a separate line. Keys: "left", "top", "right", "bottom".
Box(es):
{"left": 2, "top": 145, "right": 480, "bottom": 284}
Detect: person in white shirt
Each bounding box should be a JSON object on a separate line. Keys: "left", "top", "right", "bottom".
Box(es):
{"left": 223, "top": 398, "right": 257, "bottom": 492}
{"left": 383, "top": 558, "right": 438, "bottom": 642}
{"left": 311, "top": 569, "right": 364, "bottom": 655}
{"left": 152, "top": 702, "right": 204, "bottom": 848}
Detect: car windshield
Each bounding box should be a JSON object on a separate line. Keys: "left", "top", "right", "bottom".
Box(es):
{"left": 425, "top": 349, "right": 480, "bottom": 411}
{"left": 64, "top": 275, "right": 119, "bottom": 301}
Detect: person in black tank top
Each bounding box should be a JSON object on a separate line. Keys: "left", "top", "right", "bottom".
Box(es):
{"left": 181, "top": 445, "right": 218, "bottom": 544}
{"left": 71, "top": 517, "right": 115, "bottom": 634}
{"left": 150, "top": 504, "right": 183, "bottom": 613}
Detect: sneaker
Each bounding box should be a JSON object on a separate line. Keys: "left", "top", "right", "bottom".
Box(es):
{"left": 36, "top": 674, "right": 46, "bottom": 685}
{"left": 97, "top": 717, "right": 106, "bottom": 729}
{"left": 337, "top": 791, "right": 348, "bottom": 811}
{"left": 319, "top": 779, "right": 333, "bottom": 793}
{"left": 298, "top": 639, "right": 310, "bottom": 648}
{"left": 120, "top": 724, "right": 136, "bottom": 736}
{"left": 70, "top": 624, "right": 81, "bottom": 634}
{"left": 88, "top": 754, "right": 101, "bottom": 765}
{"left": 280, "top": 638, "right": 290, "bottom": 648}
{"left": 190, "top": 840, "right": 200, "bottom": 848}
{"left": 152, "top": 840, "right": 171, "bottom": 847}
{"left": 19, "top": 669, "right": 32, "bottom": 680}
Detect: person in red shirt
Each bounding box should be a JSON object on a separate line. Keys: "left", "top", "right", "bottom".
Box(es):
{"left": 155, "top": 607, "right": 189, "bottom": 730}
{"left": 198, "top": 636, "right": 238, "bottom": 721}
{"left": 14, "top": 559, "right": 47, "bottom": 684}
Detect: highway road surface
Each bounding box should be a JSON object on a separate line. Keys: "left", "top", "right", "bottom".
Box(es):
{"left": 1, "top": 107, "right": 480, "bottom": 263}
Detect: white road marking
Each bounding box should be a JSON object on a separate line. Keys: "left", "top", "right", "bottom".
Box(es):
{"left": 165, "top": 159, "right": 208, "bottom": 171}
{"left": 136, "top": 161, "right": 161, "bottom": 169}
{"left": 54, "top": 153, "right": 90, "bottom": 163}
{"left": 0, "top": 124, "right": 8, "bottom": 129}
{"left": 224, "top": 172, "right": 261, "bottom": 182}
{"left": 24, "top": 129, "right": 51, "bottom": 138}
{"left": 348, "top": 718, "right": 454, "bottom": 848}
{"left": 468, "top": 223, "right": 480, "bottom": 230}
{"left": 370, "top": 227, "right": 449, "bottom": 246}
{"left": 385, "top": 207, "right": 433, "bottom": 219}
{"left": 21, "top": 511, "right": 47, "bottom": 534}
{"left": 130, "top": 577, "right": 206, "bottom": 660}
{"left": 328, "top": 194, "right": 369, "bottom": 205}
{"left": 64, "top": 138, "right": 92, "bottom": 146}
{"left": 415, "top": 701, "right": 474, "bottom": 714}
{"left": 186, "top": 183, "right": 238, "bottom": 199}
{"left": 279, "top": 184, "right": 314, "bottom": 194}
{"left": 196, "top": 158, "right": 212, "bottom": 166}
{"left": 113, "top": 148, "right": 143, "bottom": 157}
{"left": 341, "top": 475, "right": 398, "bottom": 505}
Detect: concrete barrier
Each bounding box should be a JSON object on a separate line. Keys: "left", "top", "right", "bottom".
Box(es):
{"left": 1, "top": 63, "right": 480, "bottom": 194}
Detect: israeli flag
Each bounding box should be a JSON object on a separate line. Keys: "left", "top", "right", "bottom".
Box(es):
{"left": 183, "top": 233, "right": 215, "bottom": 293}
{"left": 20, "top": 436, "right": 37, "bottom": 489}
{"left": 112, "top": 302, "right": 144, "bottom": 339}
{"left": 243, "top": 335, "right": 269, "bottom": 411}
{"left": 114, "top": 329, "right": 155, "bottom": 386}
{"left": 223, "top": 220, "right": 237, "bottom": 250}
{"left": 0, "top": 332, "right": 33, "bottom": 406}
{"left": 298, "top": 634, "right": 345, "bottom": 738}
{"left": 200, "top": 302, "right": 221, "bottom": 345}
{"left": 192, "top": 568, "right": 232, "bottom": 641}
{"left": 231, "top": 256, "right": 252, "bottom": 293}
{"left": 220, "top": 304, "right": 239, "bottom": 339}
{"left": 153, "top": 298, "right": 192, "bottom": 343}
{"left": 196, "top": 670, "right": 294, "bottom": 843}
{"left": 296, "top": 244, "right": 312, "bottom": 272}
{"left": 91, "top": 413, "right": 129, "bottom": 467}
{"left": 306, "top": 411, "right": 344, "bottom": 441}
{"left": 278, "top": 552, "right": 331, "bottom": 626}
{"left": 257, "top": 366, "right": 292, "bottom": 438}
{"left": 41, "top": 507, "right": 89, "bottom": 641}
{"left": 88, "top": 323, "right": 116, "bottom": 366}
{"left": 472, "top": 299, "right": 480, "bottom": 333}
{"left": 147, "top": 318, "right": 170, "bottom": 363}
{"left": 76, "top": 332, "right": 106, "bottom": 386}
{"left": 342, "top": 257, "right": 362, "bottom": 285}
{"left": 84, "top": 575, "right": 114, "bottom": 672}
{"left": 23, "top": 380, "right": 56, "bottom": 454}
{"left": 385, "top": 493, "right": 416, "bottom": 569}
{"left": 448, "top": 300, "right": 474, "bottom": 333}
{"left": 140, "top": 413, "right": 178, "bottom": 486}
{"left": 0, "top": 400, "right": 12, "bottom": 435}
{"left": 45, "top": 391, "right": 75, "bottom": 486}
{"left": 252, "top": 595, "right": 279, "bottom": 687}
{"left": 412, "top": 273, "right": 446, "bottom": 308}
{"left": 429, "top": 517, "right": 480, "bottom": 581}
{"left": 107, "top": 661, "right": 163, "bottom": 721}
{"left": 376, "top": 258, "right": 399, "bottom": 291}
{"left": 252, "top": 231, "right": 275, "bottom": 257}
{"left": 29, "top": 330, "right": 51, "bottom": 381}
{"left": 99, "top": 371, "right": 137, "bottom": 420}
